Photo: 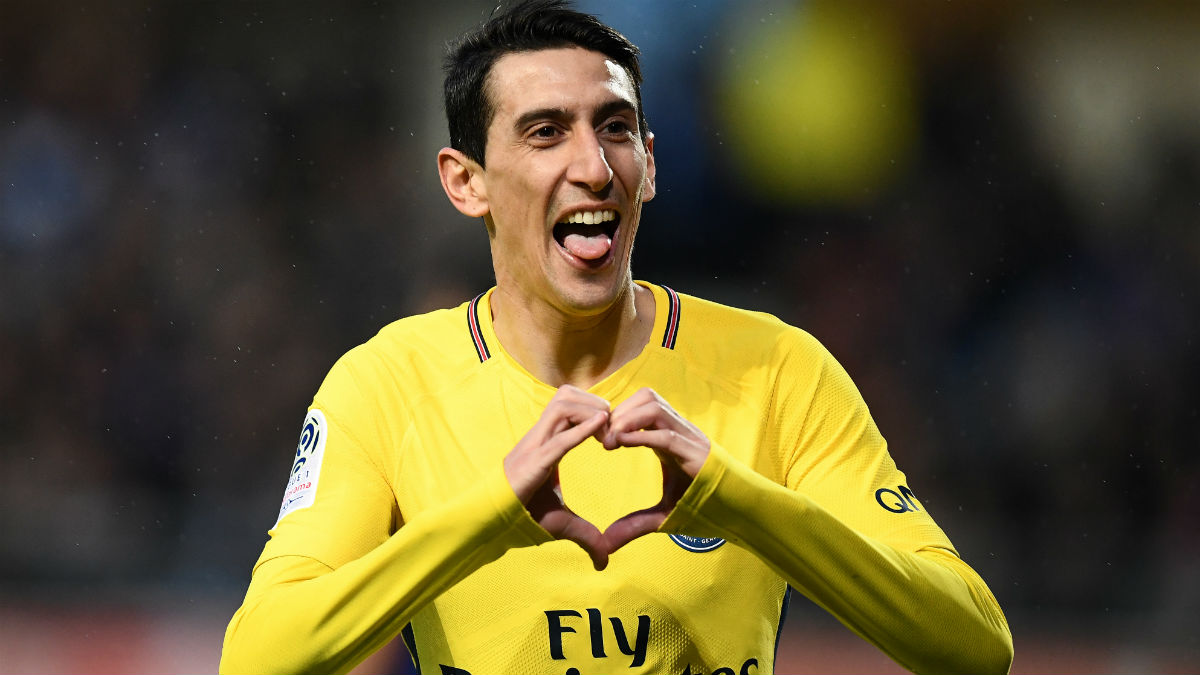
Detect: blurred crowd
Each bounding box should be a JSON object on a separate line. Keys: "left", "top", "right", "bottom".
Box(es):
{"left": 1, "top": 0, "right": 1196, "bottom": 663}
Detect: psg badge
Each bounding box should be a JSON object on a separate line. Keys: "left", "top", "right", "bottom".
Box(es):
{"left": 669, "top": 534, "right": 726, "bottom": 553}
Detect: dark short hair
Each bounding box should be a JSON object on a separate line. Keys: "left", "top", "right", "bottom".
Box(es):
{"left": 443, "top": 0, "right": 648, "bottom": 167}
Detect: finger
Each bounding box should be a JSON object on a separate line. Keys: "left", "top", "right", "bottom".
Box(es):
{"left": 507, "top": 410, "right": 608, "bottom": 502}
{"left": 550, "top": 384, "right": 611, "bottom": 411}
{"left": 602, "top": 506, "right": 668, "bottom": 553}
{"left": 607, "top": 386, "right": 659, "bottom": 414}
{"left": 540, "top": 508, "right": 610, "bottom": 571}
{"left": 534, "top": 398, "right": 611, "bottom": 439}
{"left": 605, "top": 428, "right": 708, "bottom": 479}
{"left": 541, "top": 410, "right": 609, "bottom": 461}
{"left": 544, "top": 388, "right": 612, "bottom": 443}
{"left": 604, "top": 399, "right": 694, "bottom": 448}
{"left": 611, "top": 399, "right": 692, "bottom": 433}
{"left": 611, "top": 429, "right": 702, "bottom": 460}
{"left": 609, "top": 428, "right": 682, "bottom": 451}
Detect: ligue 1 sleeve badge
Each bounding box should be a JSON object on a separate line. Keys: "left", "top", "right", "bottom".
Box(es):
{"left": 669, "top": 534, "right": 726, "bottom": 553}
{"left": 274, "top": 409, "right": 328, "bottom": 527}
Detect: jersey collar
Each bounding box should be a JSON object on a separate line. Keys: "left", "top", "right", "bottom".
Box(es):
{"left": 466, "top": 282, "right": 681, "bottom": 397}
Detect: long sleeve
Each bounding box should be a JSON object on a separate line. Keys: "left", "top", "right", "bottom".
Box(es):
{"left": 660, "top": 442, "right": 1012, "bottom": 675}
{"left": 219, "top": 339, "right": 555, "bottom": 675}
{"left": 658, "top": 320, "right": 1014, "bottom": 675}
{"left": 220, "top": 465, "right": 552, "bottom": 675}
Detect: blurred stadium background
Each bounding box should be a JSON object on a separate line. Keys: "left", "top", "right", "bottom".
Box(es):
{"left": 1, "top": 1, "right": 1197, "bottom": 673}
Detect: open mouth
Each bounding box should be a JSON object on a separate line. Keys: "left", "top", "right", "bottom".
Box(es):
{"left": 552, "top": 209, "right": 619, "bottom": 263}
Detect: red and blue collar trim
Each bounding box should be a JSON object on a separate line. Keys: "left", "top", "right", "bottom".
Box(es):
{"left": 660, "top": 285, "right": 681, "bottom": 350}
{"left": 466, "top": 285, "right": 680, "bottom": 364}
{"left": 467, "top": 292, "right": 491, "bottom": 363}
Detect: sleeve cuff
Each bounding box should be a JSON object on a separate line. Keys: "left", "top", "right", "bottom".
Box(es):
{"left": 660, "top": 441, "right": 818, "bottom": 546}
{"left": 659, "top": 441, "right": 733, "bottom": 538}
{"left": 482, "top": 464, "right": 555, "bottom": 548}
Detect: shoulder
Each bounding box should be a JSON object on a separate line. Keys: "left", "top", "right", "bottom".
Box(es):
{"left": 316, "top": 298, "right": 484, "bottom": 404}
{"left": 369, "top": 301, "right": 479, "bottom": 364}
{"left": 671, "top": 288, "right": 829, "bottom": 367}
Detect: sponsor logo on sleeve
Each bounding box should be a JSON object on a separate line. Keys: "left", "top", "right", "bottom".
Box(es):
{"left": 274, "top": 409, "right": 327, "bottom": 526}
{"left": 875, "top": 484, "right": 921, "bottom": 513}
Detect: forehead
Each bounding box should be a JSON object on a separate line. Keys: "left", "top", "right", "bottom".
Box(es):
{"left": 486, "top": 47, "right": 637, "bottom": 121}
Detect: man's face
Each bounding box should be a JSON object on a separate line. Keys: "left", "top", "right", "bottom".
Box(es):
{"left": 477, "top": 46, "right": 655, "bottom": 316}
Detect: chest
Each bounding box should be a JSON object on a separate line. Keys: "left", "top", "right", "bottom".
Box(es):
{"left": 390, "top": 371, "right": 790, "bottom": 672}
{"left": 390, "top": 374, "right": 775, "bottom": 529}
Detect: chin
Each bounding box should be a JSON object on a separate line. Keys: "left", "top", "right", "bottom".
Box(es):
{"left": 553, "top": 275, "right": 630, "bottom": 315}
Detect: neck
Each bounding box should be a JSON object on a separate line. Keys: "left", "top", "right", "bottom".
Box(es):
{"left": 490, "top": 281, "right": 654, "bottom": 389}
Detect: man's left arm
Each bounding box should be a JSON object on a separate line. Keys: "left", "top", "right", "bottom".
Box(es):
{"left": 603, "top": 364, "right": 1013, "bottom": 675}
{"left": 656, "top": 441, "right": 1013, "bottom": 675}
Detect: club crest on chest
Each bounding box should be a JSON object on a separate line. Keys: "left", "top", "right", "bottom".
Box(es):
{"left": 669, "top": 534, "right": 726, "bottom": 553}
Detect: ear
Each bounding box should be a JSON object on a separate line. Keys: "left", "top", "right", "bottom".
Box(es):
{"left": 438, "top": 147, "right": 489, "bottom": 218}
{"left": 641, "top": 132, "right": 657, "bottom": 202}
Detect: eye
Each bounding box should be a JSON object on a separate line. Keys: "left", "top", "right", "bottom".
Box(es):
{"left": 602, "top": 120, "right": 631, "bottom": 135}
{"left": 532, "top": 125, "right": 560, "bottom": 139}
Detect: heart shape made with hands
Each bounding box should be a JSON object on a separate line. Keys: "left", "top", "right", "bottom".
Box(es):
{"left": 528, "top": 436, "right": 692, "bottom": 572}
{"left": 508, "top": 386, "right": 710, "bottom": 571}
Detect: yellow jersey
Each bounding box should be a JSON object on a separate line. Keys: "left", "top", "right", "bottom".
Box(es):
{"left": 220, "top": 282, "right": 1012, "bottom": 675}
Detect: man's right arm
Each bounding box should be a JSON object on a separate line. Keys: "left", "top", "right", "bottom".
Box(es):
{"left": 219, "top": 384, "right": 610, "bottom": 675}
{"left": 219, "top": 457, "right": 550, "bottom": 675}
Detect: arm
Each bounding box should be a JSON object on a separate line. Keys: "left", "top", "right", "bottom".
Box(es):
{"left": 660, "top": 442, "right": 1013, "bottom": 675}
{"left": 220, "top": 374, "right": 611, "bottom": 674}
{"left": 220, "top": 467, "right": 550, "bottom": 675}
{"left": 602, "top": 341, "right": 1013, "bottom": 675}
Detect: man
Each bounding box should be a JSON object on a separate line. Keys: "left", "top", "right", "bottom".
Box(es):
{"left": 220, "top": 2, "right": 1013, "bottom": 674}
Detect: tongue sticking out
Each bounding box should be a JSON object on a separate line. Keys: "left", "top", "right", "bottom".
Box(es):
{"left": 563, "top": 231, "right": 612, "bottom": 260}
{"left": 556, "top": 221, "right": 614, "bottom": 261}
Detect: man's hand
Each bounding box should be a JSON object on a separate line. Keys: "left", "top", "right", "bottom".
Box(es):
{"left": 505, "top": 385, "right": 611, "bottom": 570}
{"left": 600, "top": 387, "right": 711, "bottom": 553}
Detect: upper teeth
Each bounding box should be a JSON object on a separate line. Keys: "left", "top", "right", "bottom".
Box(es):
{"left": 562, "top": 209, "right": 616, "bottom": 225}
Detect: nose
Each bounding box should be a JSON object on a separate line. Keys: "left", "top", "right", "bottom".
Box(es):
{"left": 567, "top": 131, "right": 613, "bottom": 192}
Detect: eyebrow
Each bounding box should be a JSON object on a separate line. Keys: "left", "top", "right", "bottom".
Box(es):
{"left": 511, "top": 97, "right": 637, "bottom": 134}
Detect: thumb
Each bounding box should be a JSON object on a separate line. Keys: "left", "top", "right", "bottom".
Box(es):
{"left": 602, "top": 507, "right": 667, "bottom": 554}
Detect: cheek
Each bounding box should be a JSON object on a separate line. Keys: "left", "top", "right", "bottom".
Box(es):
{"left": 614, "top": 152, "right": 650, "bottom": 197}
{"left": 493, "top": 212, "right": 547, "bottom": 266}
{"left": 495, "top": 171, "right": 552, "bottom": 217}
